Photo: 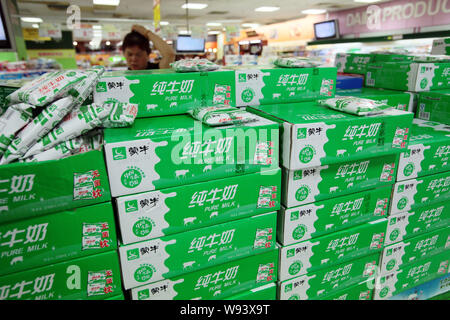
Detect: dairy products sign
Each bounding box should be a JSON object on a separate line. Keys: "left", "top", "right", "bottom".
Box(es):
{"left": 329, "top": 0, "right": 450, "bottom": 35}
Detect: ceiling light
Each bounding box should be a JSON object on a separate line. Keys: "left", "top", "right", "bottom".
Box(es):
{"left": 354, "top": 0, "right": 381, "bottom": 3}
{"left": 255, "top": 6, "right": 280, "bottom": 12}
{"left": 213, "top": 48, "right": 217, "bottom": 53}
{"left": 73, "top": 41, "right": 78, "bottom": 46}
{"left": 106, "top": 41, "right": 111, "bottom": 45}
{"left": 206, "top": 22, "right": 222, "bottom": 27}
{"left": 93, "top": 25, "right": 102, "bottom": 29}
{"left": 21, "top": 17, "right": 43, "bottom": 23}
{"left": 208, "top": 31, "right": 221, "bottom": 35}
{"left": 301, "top": 9, "right": 327, "bottom": 14}
{"left": 160, "top": 21, "right": 169, "bottom": 26}
{"left": 242, "top": 23, "right": 260, "bottom": 28}
{"left": 181, "top": 3, "right": 208, "bottom": 10}
{"left": 93, "top": 0, "right": 120, "bottom": 5}
{"left": 32, "top": 24, "right": 39, "bottom": 29}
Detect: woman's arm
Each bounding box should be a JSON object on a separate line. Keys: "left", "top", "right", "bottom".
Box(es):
{"left": 132, "top": 24, "right": 176, "bottom": 69}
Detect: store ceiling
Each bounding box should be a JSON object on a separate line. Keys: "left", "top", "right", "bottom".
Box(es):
{"left": 17, "top": 0, "right": 393, "bottom": 30}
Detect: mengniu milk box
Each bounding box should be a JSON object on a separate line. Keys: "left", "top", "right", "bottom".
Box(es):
{"left": 318, "top": 280, "right": 374, "bottom": 300}
{"left": 119, "top": 211, "right": 277, "bottom": 290}
{"left": 116, "top": 168, "right": 281, "bottom": 245}
{"left": 281, "top": 153, "right": 399, "bottom": 208}
{"left": 380, "top": 227, "right": 450, "bottom": 276}
{"left": 278, "top": 218, "right": 387, "bottom": 281}
{"left": 93, "top": 68, "right": 236, "bottom": 118}
{"left": 224, "top": 282, "right": 277, "bottom": 300}
{"left": 374, "top": 250, "right": 450, "bottom": 300}
{"left": 0, "top": 250, "right": 122, "bottom": 300}
{"left": 278, "top": 186, "right": 391, "bottom": 246}
{"left": 431, "top": 38, "right": 450, "bottom": 55}
{"left": 247, "top": 102, "right": 412, "bottom": 171}
{"left": 397, "top": 119, "right": 450, "bottom": 182}
{"left": 103, "top": 114, "right": 279, "bottom": 197}
{"left": 385, "top": 201, "right": 450, "bottom": 246}
{"left": 130, "top": 248, "right": 279, "bottom": 300}
{"left": 225, "top": 65, "right": 337, "bottom": 106}
{"left": 278, "top": 252, "right": 380, "bottom": 300}
{"left": 334, "top": 53, "right": 375, "bottom": 75}
{"left": 0, "top": 202, "right": 117, "bottom": 277}
{"left": 0, "top": 150, "right": 111, "bottom": 224}
{"left": 416, "top": 89, "right": 450, "bottom": 125}
{"left": 365, "top": 61, "right": 450, "bottom": 92}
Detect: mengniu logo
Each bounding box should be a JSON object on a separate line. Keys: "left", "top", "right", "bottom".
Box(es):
{"left": 292, "top": 224, "right": 307, "bottom": 241}
{"left": 420, "top": 78, "right": 428, "bottom": 90}
{"left": 386, "top": 259, "right": 397, "bottom": 272}
{"left": 112, "top": 147, "right": 127, "bottom": 160}
{"left": 127, "top": 248, "right": 140, "bottom": 261}
{"left": 241, "top": 88, "right": 255, "bottom": 103}
{"left": 288, "top": 260, "right": 303, "bottom": 276}
{"left": 238, "top": 73, "right": 247, "bottom": 83}
{"left": 397, "top": 197, "right": 408, "bottom": 211}
{"left": 403, "top": 163, "right": 415, "bottom": 177}
{"left": 379, "top": 286, "right": 390, "bottom": 298}
{"left": 133, "top": 218, "right": 153, "bottom": 238}
{"left": 295, "top": 185, "right": 310, "bottom": 202}
{"left": 96, "top": 82, "right": 107, "bottom": 93}
{"left": 297, "top": 128, "right": 307, "bottom": 139}
{"left": 299, "top": 146, "right": 315, "bottom": 164}
{"left": 137, "top": 289, "right": 150, "bottom": 300}
{"left": 125, "top": 200, "right": 139, "bottom": 213}
{"left": 389, "top": 228, "right": 400, "bottom": 242}
{"left": 134, "top": 264, "right": 155, "bottom": 283}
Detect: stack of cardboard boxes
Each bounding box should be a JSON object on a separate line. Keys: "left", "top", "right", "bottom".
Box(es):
{"left": 0, "top": 150, "right": 124, "bottom": 300}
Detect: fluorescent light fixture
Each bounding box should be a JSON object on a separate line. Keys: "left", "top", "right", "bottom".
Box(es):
{"left": 213, "top": 48, "right": 217, "bottom": 53}
{"left": 208, "top": 31, "right": 221, "bottom": 35}
{"left": 255, "top": 6, "right": 280, "bottom": 12}
{"left": 354, "top": 0, "right": 381, "bottom": 3}
{"left": 160, "top": 21, "right": 169, "bottom": 26}
{"left": 301, "top": 9, "right": 326, "bottom": 14}
{"left": 239, "top": 40, "right": 249, "bottom": 45}
{"left": 21, "top": 17, "right": 43, "bottom": 23}
{"left": 250, "top": 40, "right": 261, "bottom": 44}
{"left": 106, "top": 41, "right": 111, "bottom": 45}
{"left": 242, "top": 23, "right": 260, "bottom": 28}
{"left": 179, "top": 30, "right": 191, "bottom": 35}
{"left": 206, "top": 22, "right": 222, "bottom": 27}
{"left": 73, "top": 41, "right": 78, "bottom": 46}
{"left": 32, "top": 24, "right": 39, "bottom": 28}
{"left": 93, "top": 25, "right": 102, "bottom": 29}
{"left": 181, "top": 3, "right": 208, "bottom": 10}
{"left": 93, "top": 0, "right": 120, "bottom": 5}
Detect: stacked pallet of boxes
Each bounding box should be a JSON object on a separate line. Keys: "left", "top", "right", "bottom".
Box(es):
{"left": 247, "top": 97, "right": 414, "bottom": 300}
{"left": 95, "top": 67, "right": 286, "bottom": 300}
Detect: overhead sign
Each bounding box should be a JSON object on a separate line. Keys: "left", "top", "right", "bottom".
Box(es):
{"left": 73, "top": 24, "right": 93, "bottom": 41}
{"left": 38, "top": 23, "right": 62, "bottom": 39}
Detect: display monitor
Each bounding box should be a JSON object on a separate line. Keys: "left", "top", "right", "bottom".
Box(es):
{"left": 0, "top": 2, "right": 12, "bottom": 50}
{"left": 313, "top": 19, "right": 340, "bottom": 40}
{"left": 176, "top": 35, "right": 205, "bottom": 53}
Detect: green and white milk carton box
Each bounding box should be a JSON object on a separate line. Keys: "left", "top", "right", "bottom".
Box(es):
{"left": 319, "top": 280, "right": 373, "bottom": 300}
{"left": 130, "top": 248, "right": 278, "bottom": 300}
{"left": 93, "top": 69, "right": 236, "bottom": 118}
{"left": 278, "top": 252, "right": 379, "bottom": 300}
{"left": 390, "top": 170, "right": 450, "bottom": 216}
{"left": 227, "top": 65, "right": 336, "bottom": 106}
{"left": 385, "top": 201, "right": 450, "bottom": 246}
{"left": 282, "top": 153, "right": 399, "bottom": 208}
{"left": 0, "top": 150, "right": 111, "bottom": 224}
{"left": 365, "top": 61, "right": 450, "bottom": 92}
{"left": 278, "top": 218, "right": 387, "bottom": 281}
{"left": 225, "top": 282, "right": 277, "bottom": 300}
{"left": 374, "top": 250, "right": 450, "bottom": 300}
{"left": 397, "top": 119, "right": 450, "bottom": 182}
{"left": 380, "top": 227, "right": 450, "bottom": 275}
{"left": 116, "top": 168, "right": 281, "bottom": 244}
{"left": 0, "top": 202, "right": 117, "bottom": 277}
{"left": 431, "top": 38, "right": 450, "bottom": 55}
{"left": 247, "top": 102, "right": 412, "bottom": 171}
{"left": 416, "top": 89, "right": 450, "bottom": 125}
{"left": 334, "top": 53, "right": 375, "bottom": 75}
{"left": 103, "top": 114, "right": 279, "bottom": 197}
{"left": 387, "top": 273, "right": 450, "bottom": 300}
{"left": 0, "top": 250, "right": 122, "bottom": 300}
{"left": 278, "top": 186, "right": 391, "bottom": 246}
{"left": 119, "top": 211, "right": 277, "bottom": 290}
{"left": 336, "top": 87, "right": 416, "bottom": 112}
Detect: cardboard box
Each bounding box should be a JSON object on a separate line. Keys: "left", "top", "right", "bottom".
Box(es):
{"left": 0, "top": 202, "right": 117, "bottom": 277}
{"left": 336, "top": 87, "right": 416, "bottom": 112}
{"left": 380, "top": 227, "right": 450, "bottom": 275}
{"left": 130, "top": 248, "right": 278, "bottom": 300}
{"left": 225, "top": 282, "right": 277, "bottom": 300}
{"left": 248, "top": 103, "right": 411, "bottom": 171}
{"left": 373, "top": 250, "right": 450, "bottom": 300}
{"left": 278, "top": 218, "right": 387, "bottom": 281}
{"left": 390, "top": 171, "right": 450, "bottom": 216}
{"left": 335, "top": 53, "right": 375, "bottom": 75}
{"left": 431, "top": 38, "right": 450, "bottom": 55}
{"left": 365, "top": 61, "right": 450, "bottom": 92}
{"left": 388, "top": 273, "right": 450, "bottom": 300}
{"left": 278, "top": 252, "right": 380, "bottom": 300}
{"left": 105, "top": 293, "right": 126, "bottom": 300}
{"left": 94, "top": 69, "right": 235, "bottom": 118}
{"left": 416, "top": 89, "right": 450, "bottom": 125}
{"left": 0, "top": 150, "right": 111, "bottom": 224}
{"left": 282, "top": 153, "right": 399, "bottom": 208}
{"left": 116, "top": 168, "right": 281, "bottom": 244}
{"left": 226, "top": 65, "right": 337, "bottom": 106}
{"left": 0, "top": 250, "right": 122, "bottom": 300}
{"left": 278, "top": 186, "right": 391, "bottom": 246}
{"left": 119, "top": 211, "right": 277, "bottom": 290}
{"left": 318, "top": 280, "right": 373, "bottom": 300}
{"left": 103, "top": 114, "right": 279, "bottom": 197}
{"left": 397, "top": 119, "right": 450, "bottom": 182}
{"left": 386, "top": 201, "right": 450, "bottom": 246}
{"left": 0, "top": 83, "right": 21, "bottom": 114}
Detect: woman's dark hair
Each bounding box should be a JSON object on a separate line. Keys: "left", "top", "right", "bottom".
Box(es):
{"left": 122, "top": 31, "right": 151, "bottom": 53}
